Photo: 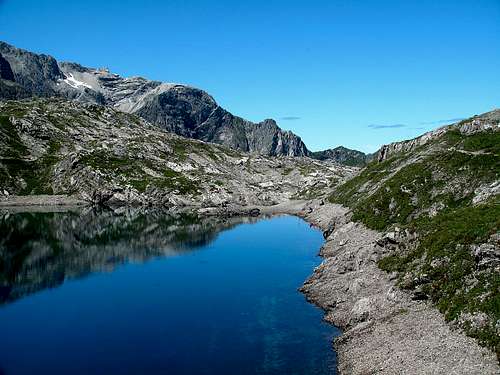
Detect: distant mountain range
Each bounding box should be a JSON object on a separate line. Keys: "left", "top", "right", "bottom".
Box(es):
{"left": 310, "top": 146, "right": 374, "bottom": 166}
{"left": 0, "top": 41, "right": 366, "bottom": 161}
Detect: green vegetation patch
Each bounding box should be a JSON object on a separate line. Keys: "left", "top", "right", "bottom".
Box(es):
{"left": 80, "top": 151, "right": 199, "bottom": 195}
{"left": 168, "top": 138, "right": 192, "bottom": 161}
{"left": 80, "top": 151, "right": 137, "bottom": 177}
{"left": 0, "top": 115, "right": 28, "bottom": 158}
{"left": 150, "top": 168, "right": 199, "bottom": 195}
{"left": 442, "top": 129, "right": 500, "bottom": 154}
{"left": 168, "top": 137, "right": 228, "bottom": 162}
{"left": 329, "top": 155, "right": 403, "bottom": 207}
{"left": 330, "top": 130, "right": 499, "bottom": 231}
{"left": 293, "top": 183, "right": 328, "bottom": 200}
{"left": 350, "top": 162, "right": 436, "bottom": 230}
{"left": 0, "top": 136, "right": 61, "bottom": 195}
{"left": 298, "top": 164, "right": 315, "bottom": 176}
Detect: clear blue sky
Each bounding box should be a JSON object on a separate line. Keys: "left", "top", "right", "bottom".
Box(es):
{"left": 1, "top": 0, "right": 499, "bottom": 152}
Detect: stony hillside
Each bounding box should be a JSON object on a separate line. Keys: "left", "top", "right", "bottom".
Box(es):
{"left": 0, "top": 41, "right": 309, "bottom": 157}
{"left": 0, "top": 98, "right": 354, "bottom": 207}
{"left": 328, "top": 111, "right": 500, "bottom": 358}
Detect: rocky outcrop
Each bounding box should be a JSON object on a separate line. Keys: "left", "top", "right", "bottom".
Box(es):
{"left": 457, "top": 110, "right": 500, "bottom": 135}
{"left": 328, "top": 110, "right": 500, "bottom": 365}
{"left": 377, "top": 109, "right": 499, "bottom": 162}
{"left": 0, "top": 51, "right": 35, "bottom": 99}
{"left": 244, "top": 118, "right": 310, "bottom": 156}
{"left": 376, "top": 125, "right": 451, "bottom": 162}
{"left": 0, "top": 41, "right": 309, "bottom": 157}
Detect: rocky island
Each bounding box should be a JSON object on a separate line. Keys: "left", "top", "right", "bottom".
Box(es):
{"left": 1, "top": 41, "right": 499, "bottom": 374}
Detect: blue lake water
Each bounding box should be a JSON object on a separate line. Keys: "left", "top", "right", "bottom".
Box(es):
{"left": 0, "top": 209, "right": 338, "bottom": 374}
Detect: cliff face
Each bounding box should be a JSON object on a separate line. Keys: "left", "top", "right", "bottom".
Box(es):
{"left": 0, "top": 42, "right": 64, "bottom": 96}
{"left": 0, "top": 41, "right": 309, "bottom": 156}
{"left": 0, "top": 53, "right": 15, "bottom": 82}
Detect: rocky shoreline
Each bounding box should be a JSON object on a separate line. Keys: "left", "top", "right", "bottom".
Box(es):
{"left": 297, "top": 200, "right": 499, "bottom": 375}
{"left": 1, "top": 197, "right": 498, "bottom": 374}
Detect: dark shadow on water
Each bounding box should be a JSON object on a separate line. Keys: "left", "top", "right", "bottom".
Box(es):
{"left": 0, "top": 206, "right": 258, "bottom": 305}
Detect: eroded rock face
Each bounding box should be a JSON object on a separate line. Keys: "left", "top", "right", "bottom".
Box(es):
{"left": 473, "top": 181, "right": 500, "bottom": 205}
{"left": 0, "top": 41, "right": 310, "bottom": 157}
{"left": 471, "top": 233, "right": 500, "bottom": 269}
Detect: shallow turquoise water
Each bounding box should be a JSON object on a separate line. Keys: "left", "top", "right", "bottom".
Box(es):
{"left": 0, "top": 210, "right": 338, "bottom": 374}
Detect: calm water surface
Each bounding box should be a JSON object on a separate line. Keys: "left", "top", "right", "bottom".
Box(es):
{"left": 0, "top": 209, "right": 338, "bottom": 374}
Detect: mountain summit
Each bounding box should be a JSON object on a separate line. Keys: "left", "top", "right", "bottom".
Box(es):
{"left": 0, "top": 41, "right": 309, "bottom": 157}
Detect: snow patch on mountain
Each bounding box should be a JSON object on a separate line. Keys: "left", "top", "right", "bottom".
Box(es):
{"left": 62, "top": 73, "right": 92, "bottom": 89}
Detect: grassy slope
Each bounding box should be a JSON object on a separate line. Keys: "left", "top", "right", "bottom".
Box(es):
{"left": 0, "top": 109, "right": 60, "bottom": 195}
{"left": 329, "top": 125, "right": 500, "bottom": 358}
{"left": 0, "top": 99, "right": 220, "bottom": 196}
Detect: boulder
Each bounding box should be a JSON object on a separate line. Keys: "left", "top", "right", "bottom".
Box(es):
{"left": 350, "top": 297, "right": 372, "bottom": 323}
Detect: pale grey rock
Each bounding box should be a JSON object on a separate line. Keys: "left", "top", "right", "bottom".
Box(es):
{"left": 471, "top": 235, "right": 500, "bottom": 269}
{"left": 351, "top": 297, "right": 372, "bottom": 323}
{"left": 473, "top": 180, "right": 500, "bottom": 204}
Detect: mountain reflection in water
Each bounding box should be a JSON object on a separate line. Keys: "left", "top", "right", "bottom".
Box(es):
{"left": 0, "top": 207, "right": 258, "bottom": 305}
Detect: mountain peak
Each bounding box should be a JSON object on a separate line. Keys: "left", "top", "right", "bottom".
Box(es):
{"left": 0, "top": 41, "right": 309, "bottom": 157}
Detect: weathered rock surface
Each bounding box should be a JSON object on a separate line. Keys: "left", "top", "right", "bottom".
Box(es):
{"left": 1, "top": 40, "right": 498, "bottom": 375}
{"left": 326, "top": 110, "right": 500, "bottom": 370}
